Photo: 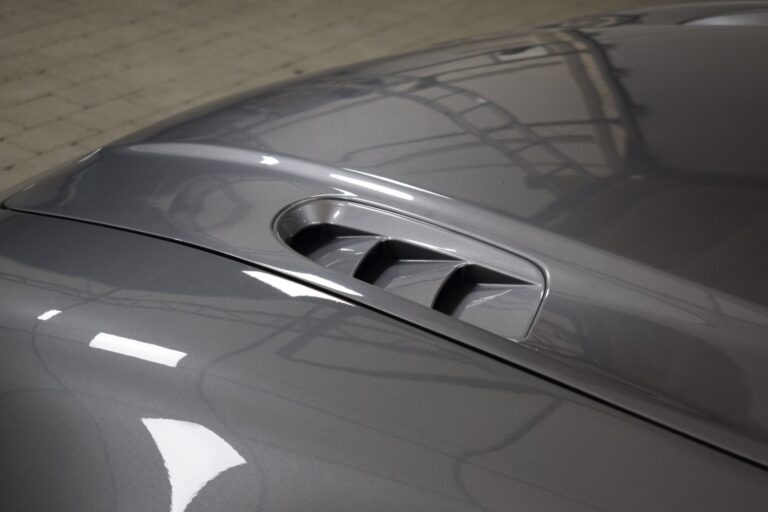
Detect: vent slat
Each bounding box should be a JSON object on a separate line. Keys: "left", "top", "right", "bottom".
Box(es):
{"left": 352, "top": 240, "right": 462, "bottom": 305}
{"left": 433, "top": 265, "right": 541, "bottom": 337}
{"left": 288, "top": 224, "right": 380, "bottom": 275}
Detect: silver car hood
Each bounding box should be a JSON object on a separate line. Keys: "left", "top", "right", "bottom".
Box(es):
{"left": 6, "top": 23, "right": 768, "bottom": 467}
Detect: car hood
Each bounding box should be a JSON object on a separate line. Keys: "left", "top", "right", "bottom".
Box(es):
{"left": 6, "top": 22, "right": 768, "bottom": 467}
{"left": 5, "top": 210, "right": 768, "bottom": 511}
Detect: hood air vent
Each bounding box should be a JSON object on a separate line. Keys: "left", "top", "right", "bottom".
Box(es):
{"left": 354, "top": 240, "right": 463, "bottom": 305}
{"left": 276, "top": 199, "right": 546, "bottom": 340}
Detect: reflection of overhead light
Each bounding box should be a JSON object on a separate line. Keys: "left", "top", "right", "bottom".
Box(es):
{"left": 142, "top": 418, "right": 246, "bottom": 512}
{"left": 37, "top": 309, "right": 61, "bottom": 321}
{"left": 332, "top": 188, "right": 357, "bottom": 197}
{"left": 342, "top": 168, "right": 450, "bottom": 199}
{"left": 243, "top": 270, "right": 351, "bottom": 303}
{"left": 280, "top": 269, "right": 362, "bottom": 297}
{"left": 89, "top": 332, "right": 187, "bottom": 367}
{"left": 260, "top": 155, "right": 279, "bottom": 165}
{"left": 403, "top": 239, "right": 457, "bottom": 253}
{"left": 330, "top": 173, "right": 414, "bottom": 200}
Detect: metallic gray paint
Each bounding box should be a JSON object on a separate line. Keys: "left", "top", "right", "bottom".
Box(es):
{"left": 554, "top": 1, "right": 768, "bottom": 27}
{"left": 8, "top": 19, "right": 768, "bottom": 468}
{"left": 3, "top": 4, "right": 768, "bottom": 509}
{"left": 2, "top": 210, "right": 768, "bottom": 511}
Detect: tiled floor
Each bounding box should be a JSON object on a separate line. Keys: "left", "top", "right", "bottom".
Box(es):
{"left": 0, "top": 0, "right": 696, "bottom": 188}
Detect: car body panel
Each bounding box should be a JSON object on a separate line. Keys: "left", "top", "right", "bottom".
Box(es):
{"left": 5, "top": 3, "right": 768, "bottom": 508}
{"left": 554, "top": 1, "right": 768, "bottom": 27}
{"left": 7, "top": 20, "right": 768, "bottom": 469}
{"left": 2, "top": 209, "right": 768, "bottom": 511}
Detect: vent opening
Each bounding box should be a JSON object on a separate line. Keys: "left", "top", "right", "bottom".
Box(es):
{"left": 288, "top": 224, "right": 375, "bottom": 255}
{"left": 274, "top": 199, "right": 545, "bottom": 340}
{"left": 354, "top": 240, "right": 458, "bottom": 284}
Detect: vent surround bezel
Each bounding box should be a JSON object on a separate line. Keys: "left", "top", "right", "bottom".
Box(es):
{"left": 275, "top": 199, "right": 546, "bottom": 340}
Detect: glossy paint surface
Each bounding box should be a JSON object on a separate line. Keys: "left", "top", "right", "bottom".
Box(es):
{"left": 553, "top": 2, "right": 768, "bottom": 27}
{"left": 8, "top": 19, "right": 768, "bottom": 468}
{"left": 2, "top": 210, "right": 768, "bottom": 511}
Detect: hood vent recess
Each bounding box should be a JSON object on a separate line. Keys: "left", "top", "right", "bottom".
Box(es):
{"left": 276, "top": 199, "right": 545, "bottom": 340}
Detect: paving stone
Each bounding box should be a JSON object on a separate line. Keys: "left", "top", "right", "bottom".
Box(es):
{"left": 84, "top": 22, "right": 165, "bottom": 53}
{"left": 97, "top": 41, "right": 175, "bottom": 70}
{"left": 3, "top": 144, "right": 86, "bottom": 182}
{"left": 230, "top": 48, "right": 297, "bottom": 74}
{"left": 0, "top": 141, "right": 35, "bottom": 169}
{"left": 115, "top": 57, "right": 200, "bottom": 90}
{"left": 44, "top": 55, "right": 125, "bottom": 85}
{"left": 37, "top": 35, "right": 104, "bottom": 60}
{"left": 1, "top": 7, "right": 68, "bottom": 35}
{"left": 12, "top": 16, "right": 101, "bottom": 52}
{"left": 129, "top": 106, "right": 188, "bottom": 129}
{"left": 0, "top": 95, "right": 82, "bottom": 129}
{"left": 0, "top": 1, "right": 46, "bottom": 17}
{"left": 57, "top": 76, "right": 138, "bottom": 109}
{"left": 151, "top": 26, "right": 218, "bottom": 53}
{"left": 74, "top": 123, "right": 141, "bottom": 152}
{"left": 0, "top": 73, "right": 75, "bottom": 108}
{"left": 6, "top": 119, "right": 94, "bottom": 153}
{"left": 0, "top": 53, "right": 60, "bottom": 82}
{"left": 68, "top": 99, "right": 149, "bottom": 132}
{"left": 0, "top": 168, "right": 31, "bottom": 191}
{"left": 0, "top": 119, "right": 22, "bottom": 140}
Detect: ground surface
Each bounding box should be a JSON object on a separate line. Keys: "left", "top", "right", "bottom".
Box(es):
{"left": 0, "top": 0, "right": 706, "bottom": 188}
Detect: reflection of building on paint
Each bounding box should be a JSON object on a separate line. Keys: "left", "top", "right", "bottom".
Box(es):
{"left": 142, "top": 418, "right": 247, "bottom": 512}
{"left": 200, "top": 30, "right": 642, "bottom": 220}
{"left": 89, "top": 332, "right": 187, "bottom": 367}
